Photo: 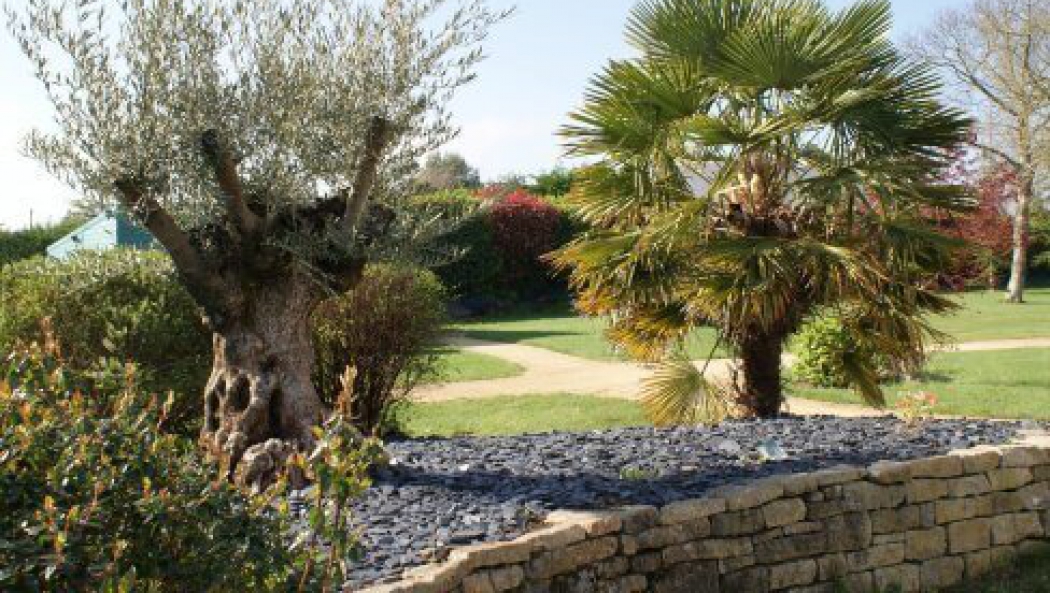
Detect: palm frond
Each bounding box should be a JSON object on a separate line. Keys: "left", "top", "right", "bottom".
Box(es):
{"left": 640, "top": 358, "right": 731, "bottom": 426}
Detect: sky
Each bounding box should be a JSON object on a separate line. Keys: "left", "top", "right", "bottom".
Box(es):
{"left": 0, "top": 0, "right": 964, "bottom": 229}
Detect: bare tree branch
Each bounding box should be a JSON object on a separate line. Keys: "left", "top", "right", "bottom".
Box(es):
{"left": 113, "top": 179, "right": 228, "bottom": 314}
{"left": 200, "top": 130, "right": 263, "bottom": 239}
{"left": 971, "top": 140, "right": 1022, "bottom": 169}
{"left": 342, "top": 116, "right": 393, "bottom": 231}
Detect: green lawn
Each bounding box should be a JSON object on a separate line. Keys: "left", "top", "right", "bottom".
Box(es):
{"left": 397, "top": 393, "right": 647, "bottom": 437}
{"left": 791, "top": 348, "right": 1050, "bottom": 420}
{"left": 452, "top": 288, "right": 1050, "bottom": 363}
{"left": 429, "top": 347, "right": 524, "bottom": 384}
{"left": 455, "top": 303, "right": 725, "bottom": 362}
{"left": 933, "top": 287, "right": 1050, "bottom": 342}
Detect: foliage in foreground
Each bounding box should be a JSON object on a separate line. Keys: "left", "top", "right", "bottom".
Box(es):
{"left": 0, "top": 251, "right": 449, "bottom": 437}
{"left": 0, "top": 346, "right": 289, "bottom": 590}
{"left": 0, "top": 345, "right": 379, "bottom": 592}
{"left": 555, "top": 0, "right": 970, "bottom": 421}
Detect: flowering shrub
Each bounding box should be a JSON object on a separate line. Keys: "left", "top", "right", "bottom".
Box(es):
{"left": 489, "top": 189, "right": 563, "bottom": 297}
{"left": 896, "top": 391, "right": 939, "bottom": 425}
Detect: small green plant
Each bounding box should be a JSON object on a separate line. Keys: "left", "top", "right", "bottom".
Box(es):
{"left": 288, "top": 416, "right": 383, "bottom": 591}
{"left": 794, "top": 316, "right": 896, "bottom": 389}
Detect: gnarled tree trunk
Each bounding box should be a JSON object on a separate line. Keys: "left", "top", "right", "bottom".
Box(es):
{"left": 111, "top": 119, "right": 391, "bottom": 485}
{"left": 737, "top": 331, "right": 786, "bottom": 418}
{"left": 200, "top": 271, "right": 328, "bottom": 488}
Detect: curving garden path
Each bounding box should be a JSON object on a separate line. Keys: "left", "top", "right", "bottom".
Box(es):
{"left": 415, "top": 335, "right": 1050, "bottom": 418}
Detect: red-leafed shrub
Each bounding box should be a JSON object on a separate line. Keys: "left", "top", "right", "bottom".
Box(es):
{"left": 930, "top": 162, "right": 1015, "bottom": 290}
{"left": 489, "top": 189, "right": 563, "bottom": 297}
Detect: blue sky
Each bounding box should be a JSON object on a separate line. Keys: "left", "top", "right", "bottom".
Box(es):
{"left": 0, "top": 0, "right": 962, "bottom": 229}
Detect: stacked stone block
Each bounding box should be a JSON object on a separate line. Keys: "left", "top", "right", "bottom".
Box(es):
{"left": 362, "top": 444, "right": 1050, "bottom": 593}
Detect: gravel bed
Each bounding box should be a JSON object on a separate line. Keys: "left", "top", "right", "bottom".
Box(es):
{"left": 327, "top": 416, "right": 1021, "bottom": 589}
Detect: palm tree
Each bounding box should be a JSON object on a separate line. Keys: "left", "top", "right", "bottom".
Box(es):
{"left": 554, "top": 0, "right": 973, "bottom": 420}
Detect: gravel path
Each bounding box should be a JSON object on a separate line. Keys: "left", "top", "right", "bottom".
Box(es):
{"left": 417, "top": 336, "right": 1050, "bottom": 405}
{"left": 335, "top": 416, "right": 1022, "bottom": 588}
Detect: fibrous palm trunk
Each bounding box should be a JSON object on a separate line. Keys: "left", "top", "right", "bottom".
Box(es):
{"left": 738, "top": 331, "right": 786, "bottom": 418}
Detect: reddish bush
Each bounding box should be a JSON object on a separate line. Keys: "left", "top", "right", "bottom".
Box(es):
{"left": 488, "top": 189, "right": 563, "bottom": 296}
{"left": 930, "top": 160, "right": 1015, "bottom": 290}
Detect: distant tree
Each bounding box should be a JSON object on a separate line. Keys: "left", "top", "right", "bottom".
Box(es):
{"left": 530, "top": 167, "right": 575, "bottom": 198}
{"left": 556, "top": 0, "right": 971, "bottom": 419}
{"left": 414, "top": 152, "right": 481, "bottom": 191}
{"left": 910, "top": 0, "right": 1050, "bottom": 303}
{"left": 9, "top": 0, "right": 504, "bottom": 483}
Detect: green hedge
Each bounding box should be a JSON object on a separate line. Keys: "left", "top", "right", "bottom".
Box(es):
{"left": 0, "top": 250, "right": 447, "bottom": 435}
{"left": 0, "top": 219, "right": 82, "bottom": 267}
{"left": 0, "top": 250, "right": 210, "bottom": 433}
{"left": 411, "top": 189, "right": 586, "bottom": 302}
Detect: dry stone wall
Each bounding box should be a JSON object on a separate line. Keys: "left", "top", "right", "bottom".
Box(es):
{"left": 361, "top": 444, "right": 1050, "bottom": 593}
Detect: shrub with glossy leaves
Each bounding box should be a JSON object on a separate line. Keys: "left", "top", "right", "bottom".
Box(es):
{"left": 0, "top": 344, "right": 380, "bottom": 592}
{"left": 0, "top": 345, "right": 292, "bottom": 591}
{"left": 0, "top": 250, "right": 210, "bottom": 433}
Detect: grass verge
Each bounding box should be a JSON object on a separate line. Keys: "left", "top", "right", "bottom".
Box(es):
{"left": 791, "top": 348, "right": 1050, "bottom": 420}
{"left": 398, "top": 393, "right": 647, "bottom": 437}
{"left": 429, "top": 347, "right": 525, "bottom": 384}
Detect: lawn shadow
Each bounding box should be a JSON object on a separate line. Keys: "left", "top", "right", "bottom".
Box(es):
{"left": 457, "top": 328, "right": 583, "bottom": 344}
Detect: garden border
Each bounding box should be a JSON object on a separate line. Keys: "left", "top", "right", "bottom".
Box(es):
{"left": 361, "top": 438, "right": 1050, "bottom": 593}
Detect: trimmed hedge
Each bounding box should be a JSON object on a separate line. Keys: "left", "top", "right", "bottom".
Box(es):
{"left": 0, "top": 250, "right": 210, "bottom": 433}
{"left": 411, "top": 188, "right": 585, "bottom": 303}
{"left": 0, "top": 218, "right": 82, "bottom": 267}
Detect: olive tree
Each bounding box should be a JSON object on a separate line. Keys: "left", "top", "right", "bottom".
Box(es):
{"left": 7, "top": 0, "right": 505, "bottom": 482}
